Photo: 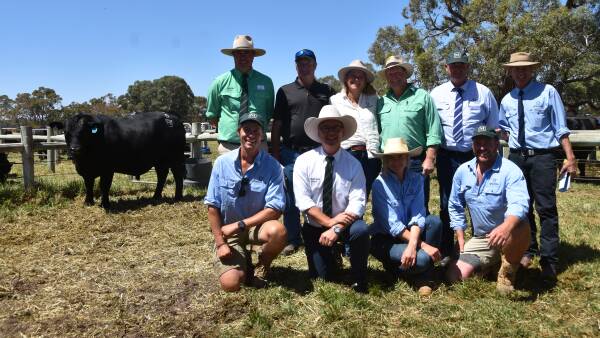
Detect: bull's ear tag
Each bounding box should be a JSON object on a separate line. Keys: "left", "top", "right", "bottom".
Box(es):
{"left": 91, "top": 127, "right": 98, "bottom": 134}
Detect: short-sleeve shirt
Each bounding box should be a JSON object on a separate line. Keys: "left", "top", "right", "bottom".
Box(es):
{"left": 273, "top": 79, "right": 335, "bottom": 148}
{"left": 206, "top": 68, "right": 274, "bottom": 143}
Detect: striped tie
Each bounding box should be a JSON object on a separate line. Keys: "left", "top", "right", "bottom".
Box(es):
{"left": 452, "top": 87, "right": 464, "bottom": 145}
{"left": 323, "top": 156, "right": 334, "bottom": 217}
{"left": 240, "top": 73, "right": 249, "bottom": 115}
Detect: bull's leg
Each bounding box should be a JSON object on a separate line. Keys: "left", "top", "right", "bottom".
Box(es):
{"left": 99, "top": 173, "right": 114, "bottom": 210}
{"left": 83, "top": 176, "right": 95, "bottom": 206}
{"left": 153, "top": 166, "right": 168, "bottom": 200}
{"left": 171, "top": 163, "right": 185, "bottom": 200}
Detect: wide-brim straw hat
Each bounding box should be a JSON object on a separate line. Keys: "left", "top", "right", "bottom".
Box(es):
{"left": 373, "top": 138, "right": 422, "bottom": 158}
{"left": 503, "top": 52, "right": 540, "bottom": 68}
{"left": 221, "top": 35, "right": 266, "bottom": 57}
{"left": 382, "top": 55, "right": 414, "bottom": 77}
{"left": 304, "top": 105, "right": 357, "bottom": 144}
{"left": 338, "top": 60, "right": 375, "bottom": 83}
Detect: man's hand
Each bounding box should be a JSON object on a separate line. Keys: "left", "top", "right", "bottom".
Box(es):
{"left": 400, "top": 244, "right": 417, "bottom": 269}
{"left": 560, "top": 158, "right": 577, "bottom": 177}
{"left": 216, "top": 243, "right": 232, "bottom": 259}
{"left": 221, "top": 223, "right": 239, "bottom": 239}
{"left": 421, "top": 243, "right": 442, "bottom": 263}
{"left": 422, "top": 157, "right": 435, "bottom": 176}
{"left": 319, "top": 227, "right": 339, "bottom": 247}
{"left": 329, "top": 212, "right": 358, "bottom": 227}
{"left": 487, "top": 223, "right": 512, "bottom": 249}
{"left": 456, "top": 229, "right": 465, "bottom": 253}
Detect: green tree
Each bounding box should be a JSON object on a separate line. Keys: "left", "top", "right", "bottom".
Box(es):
{"left": 13, "top": 87, "right": 62, "bottom": 126}
{"left": 317, "top": 75, "right": 342, "bottom": 93}
{"left": 0, "top": 95, "right": 16, "bottom": 124}
{"left": 118, "top": 76, "right": 195, "bottom": 119}
{"left": 88, "top": 93, "right": 124, "bottom": 116}
{"left": 369, "top": 0, "right": 600, "bottom": 112}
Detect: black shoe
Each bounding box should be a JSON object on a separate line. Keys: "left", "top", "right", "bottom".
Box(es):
{"left": 541, "top": 263, "right": 558, "bottom": 282}
{"left": 351, "top": 282, "right": 368, "bottom": 294}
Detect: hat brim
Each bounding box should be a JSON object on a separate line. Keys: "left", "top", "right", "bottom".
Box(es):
{"left": 338, "top": 66, "right": 375, "bottom": 83}
{"left": 502, "top": 61, "right": 540, "bottom": 67}
{"left": 382, "top": 63, "right": 414, "bottom": 77}
{"left": 304, "top": 116, "right": 357, "bottom": 144}
{"left": 221, "top": 48, "right": 266, "bottom": 57}
{"left": 372, "top": 146, "right": 423, "bottom": 158}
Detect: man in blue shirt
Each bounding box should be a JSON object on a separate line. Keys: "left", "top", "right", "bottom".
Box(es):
{"left": 430, "top": 51, "right": 499, "bottom": 261}
{"left": 498, "top": 52, "right": 577, "bottom": 282}
{"left": 445, "top": 126, "right": 530, "bottom": 294}
{"left": 204, "top": 112, "right": 287, "bottom": 292}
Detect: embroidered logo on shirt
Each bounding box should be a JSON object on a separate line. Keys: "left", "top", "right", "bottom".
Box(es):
{"left": 257, "top": 85, "right": 265, "bottom": 90}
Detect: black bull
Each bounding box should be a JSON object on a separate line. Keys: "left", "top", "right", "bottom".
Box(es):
{"left": 59, "top": 112, "right": 186, "bottom": 209}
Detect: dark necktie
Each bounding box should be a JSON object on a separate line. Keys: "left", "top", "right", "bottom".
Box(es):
{"left": 452, "top": 87, "right": 464, "bottom": 145}
{"left": 323, "top": 155, "right": 334, "bottom": 217}
{"left": 240, "top": 73, "right": 249, "bottom": 115}
{"left": 518, "top": 89, "right": 525, "bottom": 149}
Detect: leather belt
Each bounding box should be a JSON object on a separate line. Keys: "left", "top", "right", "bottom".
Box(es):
{"left": 509, "top": 147, "right": 558, "bottom": 157}
{"left": 348, "top": 145, "right": 367, "bottom": 151}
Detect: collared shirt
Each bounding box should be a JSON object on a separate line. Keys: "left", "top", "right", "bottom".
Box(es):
{"left": 370, "top": 170, "right": 426, "bottom": 237}
{"left": 449, "top": 155, "right": 529, "bottom": 236}
{"left": 498, "top": 80, "right": 570, "bottom": 149}
{"left": 273, "top": 78, "right": 335, "bottom": 148}
{"left": 206, "top": 68, "right": 275, "bottom": 143}
{"left": 377, "top": 84, "right": 443, "bottom": 152}
{"left": 330, "top": 90, "right": 380, "bottom": 158}
{"left": 293, "top": 146, "right": 366, "bottom": 228}
{"left": 204, "top": 149, "right": 285, "bottom": 225}
{"left": 430, "top": 79, "right": 499, "bottom": 152}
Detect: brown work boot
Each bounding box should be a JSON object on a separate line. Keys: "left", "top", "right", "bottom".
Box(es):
{"left": 251, "top": 262, "right": 270, "bottom": 289}
{"left": 415, "top": 278, "right": 435, "bottom": 297}
{"left": 497, "top": 255, "right": 519, "bottom": 295}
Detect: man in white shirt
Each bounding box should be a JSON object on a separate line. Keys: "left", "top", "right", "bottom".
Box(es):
{"left": 430, "top": 51, "right": 499, "bottom": 261}
{"left": 293, "top": 105, "right": 370, "bottom": 293}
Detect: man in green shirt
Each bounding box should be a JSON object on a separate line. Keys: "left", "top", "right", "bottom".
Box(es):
{"left": 377, "top": 55, "right": 443, "bottom": 214}
{"left": 206, "top": 35, "right": 275, "bottom": 154}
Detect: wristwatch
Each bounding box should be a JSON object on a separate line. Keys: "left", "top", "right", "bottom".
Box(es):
{"left": 333, "top": 225, "right": 343, "bottom": 235}
{"left": 237, "top": 220, "right": 247, "bottom": 232}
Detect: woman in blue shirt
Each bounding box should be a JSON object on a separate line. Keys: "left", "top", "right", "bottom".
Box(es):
{"left": 370, "top": 138, "right": 443, "bottom": 296}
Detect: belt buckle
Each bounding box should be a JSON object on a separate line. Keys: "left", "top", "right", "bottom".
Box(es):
{"left": 521, "top": 149, "right": 535, "bottom": 157}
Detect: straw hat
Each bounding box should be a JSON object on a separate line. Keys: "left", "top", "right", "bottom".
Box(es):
{"left": 503, "top": 52, "right": 540, "bottom": 67}
{"left": 338, "top": 60, "right": 375, "bottom": 83}
{"left": 373, "top": 138, "right": 422, "bottom": 158}
{"left": 304, "top": 105, "right": 357, "bottom": 143}
{"left": 221, "top": 35, "right": 266, "bottom": 57}
{"left": 383, "top": 55, "right": 414, "bottom": 77}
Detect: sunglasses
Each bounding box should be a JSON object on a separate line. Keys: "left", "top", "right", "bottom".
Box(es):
{"left": 238, "top": 177, "right": 250, "bottom": 197}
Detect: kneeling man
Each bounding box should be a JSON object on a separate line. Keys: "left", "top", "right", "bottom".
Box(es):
{"left": 293, "top": 105, "right": 370, "bottom": 293}
{"left": 446, "top": 126, "right": 530, "bottom": 294}
{"left": 205, "top": 112, "right": 287, "bottom": 292}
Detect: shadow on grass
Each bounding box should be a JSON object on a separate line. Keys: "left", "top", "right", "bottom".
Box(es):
{"left": 106, "top": 194, "right": 203, "bottom": 213}
{"left": 269, "top": 266, "right": 314, "bottom": 295}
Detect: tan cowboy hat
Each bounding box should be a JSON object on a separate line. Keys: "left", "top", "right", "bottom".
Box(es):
{"left": 221, "top": 35, "right": 266, "bottom": 57}
{"left": 373, "top": 138, "right": 422, "bottom": 158}
{"left": 338, "top": 60, "right": 375, "bottom": 83}
{"left": 503, "top": 52, "right": 540, "bottom": 67}
{"left": 383, "top": 55, "right": 414, "bottom": 77}
{"left": 304, "top": 105, "right": 357, "bottom": 144}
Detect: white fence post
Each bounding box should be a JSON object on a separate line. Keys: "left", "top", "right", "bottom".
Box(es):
{"left": 47, "top": 126, "right": 56, "bottom": 173}
{"left": 20, "top": 126, "right": 34, "bottom": 190}
{"left": 191, "top": 122, "right": 202, "bottom": 159}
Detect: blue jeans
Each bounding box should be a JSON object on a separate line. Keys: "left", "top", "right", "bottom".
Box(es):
{"left": 370, "top": 215, "right": 442, "bottom": 277}
{"left": 281, "top": 146, "right": 303, "bottom": 246}
{"left": 435, "top": 148, "right": 474, "bottom": 257}
{"left": 302, "top": 220, "right": 370, "bottom": 285}
{"left": 346, "top": 149, "right": 382, "bottom": 198}
{"left": 409, "top": 157, "right": 430, "bottom": 215}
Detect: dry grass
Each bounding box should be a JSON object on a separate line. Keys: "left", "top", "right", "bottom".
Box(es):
{"left": 1, "top": 145, "right": 600, "bottom": 337}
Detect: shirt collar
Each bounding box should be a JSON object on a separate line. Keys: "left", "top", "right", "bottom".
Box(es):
{"left": 232, "top": 68, "right": 254, "bottom": 79}
{"left": 317, "top": 146, "right": 343, "bottom": 161}
{"left": 234, "top": 148, "right": 264, "bottom": 173}
{"left": 515, "top": 79, "right": 537, "bottom": 95}
{"left": 467, "top": 154, "right": 502, "bottom": 175}
{"left": 386, "top": 84, "right": 416, "bottom": 101}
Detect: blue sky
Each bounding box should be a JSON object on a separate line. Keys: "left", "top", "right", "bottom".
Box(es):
{"left": 0, "top": 0, "right": 409, "bottom": 105}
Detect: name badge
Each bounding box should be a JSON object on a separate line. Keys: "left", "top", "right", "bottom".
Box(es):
{"left": 257, "top": 85, "right": 265, "bottom": 90}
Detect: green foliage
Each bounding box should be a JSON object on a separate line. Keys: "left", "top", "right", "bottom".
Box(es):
{"left": 7, "top": 87, "right": 63, "bottom": 126}
{"left": 317, "top": 75, "right": 342, "bottom": 93}
{"left": 369, "top": 0, "right": 600, "bottom": 112}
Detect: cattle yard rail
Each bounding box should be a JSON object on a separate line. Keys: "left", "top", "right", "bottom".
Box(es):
{"left": 2, "top": 126, "right": 600, "bottom": 189}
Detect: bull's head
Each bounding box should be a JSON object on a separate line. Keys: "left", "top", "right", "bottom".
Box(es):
{"left": 64, "top": 113, "right": 104, "bottom": 158}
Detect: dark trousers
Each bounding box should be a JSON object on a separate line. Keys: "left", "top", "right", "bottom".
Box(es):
{"left": 370, "top": 215, "right": 442, "bottom": 277}
{"left": 280, "top": 146, "right": 303, "bottom": 246}
{"left": 436, "top": 148, "right": 474, "bottom": 257}
{"left": 302, "top": 220, "right": 370, "bottom": 285}
{"left": 346, "top": 149, "right": 382, "bottom": 199}
{"left": 509, "top": 152, "right": 559, "bottom": 266}
{"left": 409, "top": 156, "right": 430, "bottom": 215}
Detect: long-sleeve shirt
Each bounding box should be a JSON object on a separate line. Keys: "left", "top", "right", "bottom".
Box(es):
{"left": 376, "top": 85, "right": 442, "bottom": 152}
{"left": 498, "top": 80, "right": 570, "bottom": 149}
{"left": 293, "top": 146, "right": 366, "bottom": 228}
{"left": 430, "top": 79, "right": 499, "bottom": 152}
{"left": 370, "top": 170, "right": 426, "bottom": 237}
{"left": 204, "top": 149, "right": 285, "bottom": 225}
{"left": 449, "top": 155, "right": 529, "bottom": 236}
{"left": 330, "top": 90, "right": 380, "bottom": 158}
{"left": 206, "top": 68, "right": 274, "bottom": 143}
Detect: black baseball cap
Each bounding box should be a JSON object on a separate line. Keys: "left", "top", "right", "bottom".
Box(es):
{"left": 239, "top": 112, "right": 263, "bottom": 128}
{"left": 295, "top": 49, "right": 316, "bottom": 62}
{"left": 447, "top": 51, "right": 469, "bottom": 64}
{"left": 472, "top": 126, "right": 499, "bottom": 140}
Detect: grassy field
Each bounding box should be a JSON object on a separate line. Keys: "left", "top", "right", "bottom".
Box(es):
{"left": 1, "top": 145, "right": 599, "bottom": 337}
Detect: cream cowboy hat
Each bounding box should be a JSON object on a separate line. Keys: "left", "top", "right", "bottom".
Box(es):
{"left": 382, "top": 55, "right": 414, "bottom": 77}
{"left": 503, "top": 52, "right": 540, "bottom": 67}
{"left": 338, "top": 60, "right": 375, "bottom": 83}
{"left": 373, "top": 138, "right": 422, "bottom": 158}
{"left": 221, "top": 35, "right": 266, "bottom": 57}
{"left": 304, "top": 105, "right": 357, "bottom": 144}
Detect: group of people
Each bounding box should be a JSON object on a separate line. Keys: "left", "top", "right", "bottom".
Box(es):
{"left": 204, "top": 35, "right": 578, "bottom": 295}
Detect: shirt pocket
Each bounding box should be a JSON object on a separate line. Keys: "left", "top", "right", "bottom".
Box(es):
{"left": 532, "top": 104, "right": 548, "bottom": 128}
{"left": 482, "top": 183, "right": 503, "bottom": 205}
{"left": 436, "top": 102, "right": 452, "bottom": 126}
{"left": 221, "top": 88, "right": 242, "bottom": 109}
{"left": 378, "top": 106, "right": 393, "bottom": 128}
{"left": 220, "top": 179, "right": 238, "bottom": 205}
